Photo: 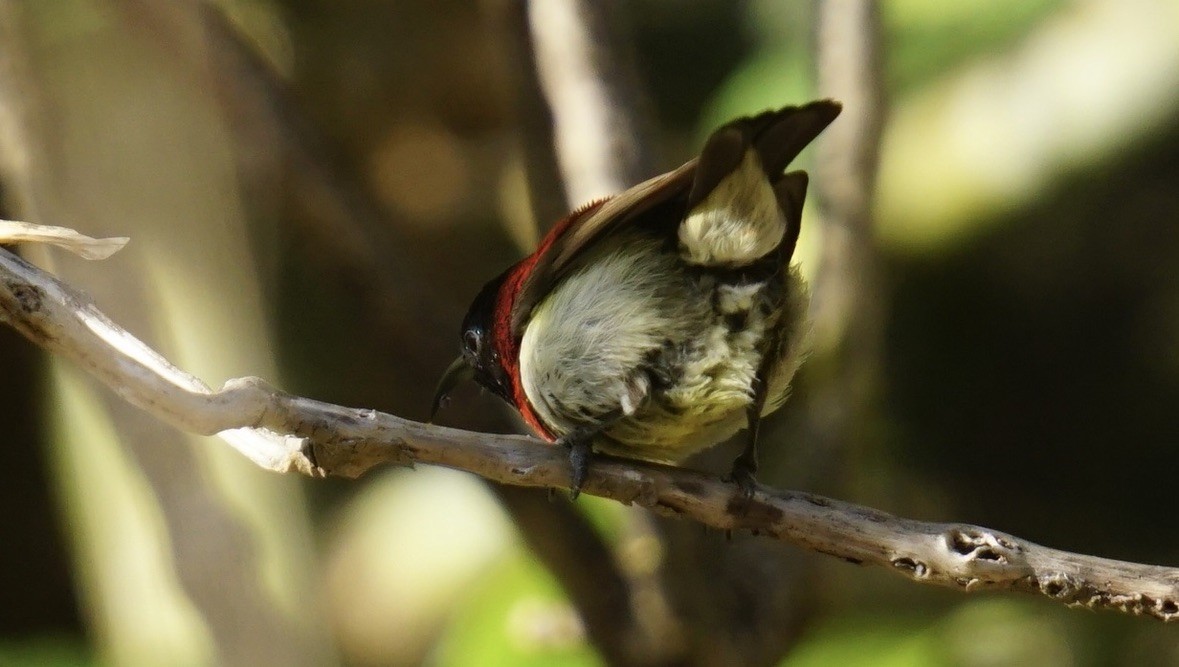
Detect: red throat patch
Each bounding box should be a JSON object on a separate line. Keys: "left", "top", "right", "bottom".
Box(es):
{"left": 491, "top": 261, "right": 555, "bottom": 441}
{"left": 489, "top": 200, "right": 609, "bottom": 443}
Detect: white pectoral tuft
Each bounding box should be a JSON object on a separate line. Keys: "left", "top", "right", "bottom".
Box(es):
{"left": 678, "top": 149, "right": 786, "bottom": 267}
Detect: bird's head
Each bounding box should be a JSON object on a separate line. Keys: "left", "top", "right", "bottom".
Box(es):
{"left": 430, "top": 268, "right": 516, "bottom": 420}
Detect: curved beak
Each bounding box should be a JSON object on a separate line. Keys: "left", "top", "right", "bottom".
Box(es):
{"left": 429, "top": 356, "right": 474, "bottom": 422}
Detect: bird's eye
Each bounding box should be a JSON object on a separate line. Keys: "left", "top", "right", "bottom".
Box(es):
{"left": 463, "top": 329, "right": 482, "bottom": 354}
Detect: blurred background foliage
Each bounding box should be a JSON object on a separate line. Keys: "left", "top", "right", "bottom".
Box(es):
{"left": 1, "top": 0, "right": 1178, "bottom": 665}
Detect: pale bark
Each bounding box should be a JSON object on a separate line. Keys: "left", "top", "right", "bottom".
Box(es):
{"left": 2, "top": 229, "right": 1176, "bottom": 624}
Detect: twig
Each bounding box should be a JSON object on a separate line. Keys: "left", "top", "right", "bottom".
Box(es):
{"left": 526, "top": 0, "right": 658, "bottom": 207}
{"left": 2, "top": 233, "right": 1177, "bottom": 623}
{"left": 805, "top": 0, "right": 887, "bottom": 468}
{"left": 492, "top": 0, "right": 570, "bottom": 229}
{"left": 812, "top": 0, "right": 885, "bottom": 354}
{"left": 0, "top": 220, "right": 128, "bottom": 259}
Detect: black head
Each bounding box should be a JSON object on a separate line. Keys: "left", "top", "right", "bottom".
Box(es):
{"left": 459, "top": 271, "right": 513, "bottom": 399}
{"left": 430, "top": 270, "right": 514, "bottom": 420}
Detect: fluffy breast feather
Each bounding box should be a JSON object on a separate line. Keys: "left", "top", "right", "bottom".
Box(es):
{"left": 517, "top": 230, "right": 808, "bottom": 462}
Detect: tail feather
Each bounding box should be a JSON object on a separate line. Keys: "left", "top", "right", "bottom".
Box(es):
{"left": 748, "top": 100, "right": 842, "bottom": 175}
{"left": 772, "top": 170, "right": 809, "bottom": 261}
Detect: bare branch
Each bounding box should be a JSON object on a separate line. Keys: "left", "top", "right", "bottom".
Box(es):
{"left": 0, "top": 243, "right": 308, "bottom": 473}
{"left": 2, "top": 235, "right": 1177, "bottom": 623}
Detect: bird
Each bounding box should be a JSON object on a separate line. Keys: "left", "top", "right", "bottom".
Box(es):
{"left": 432, "top": 100, "right": 841, "bottom": 496}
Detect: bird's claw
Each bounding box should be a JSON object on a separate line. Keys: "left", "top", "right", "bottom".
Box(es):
{"left": 726, "top": 454, "right": 758, "bottom": 500}
{"left": 566, "top": 438, "right": 592, "bottom": 499}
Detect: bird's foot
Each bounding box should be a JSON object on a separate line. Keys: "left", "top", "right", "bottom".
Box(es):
{"left": 560, "top": 435, "right": 594, "bottom": 499}
{"left": 726, "top": 453, "right": 759, "bottom": 500}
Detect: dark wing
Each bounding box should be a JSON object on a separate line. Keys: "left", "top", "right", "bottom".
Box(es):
{"left": 508, "top": 161, "right": 696, "bottom": 333}
{"left": 688, "top": 100, "right": 841, "bottom": 209}
{"left": 509, "top": 99, "right": 842, "bottom": 334}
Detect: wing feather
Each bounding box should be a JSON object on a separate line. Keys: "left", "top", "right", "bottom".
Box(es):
{"left": 509, "top": 100, "right": 841, "bottom": 335}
